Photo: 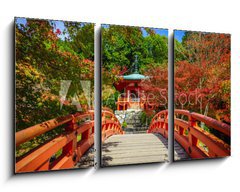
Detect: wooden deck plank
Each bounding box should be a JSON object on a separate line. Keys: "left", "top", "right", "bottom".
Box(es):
{"left": 102, "top": 133, "right": 189, "bottom": 166}
{"left": 102, "top": 133, "right": 168, "bottom": 166}
{"left": 102, "top": 155, "right": 167, "bottom": 166}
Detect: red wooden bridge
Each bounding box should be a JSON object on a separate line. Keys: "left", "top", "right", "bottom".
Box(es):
{"left": 15, "top": 108, "right": 230, "bottom": 172}
{"left": 148, "top": 109, "right": 230, "bottom": 159}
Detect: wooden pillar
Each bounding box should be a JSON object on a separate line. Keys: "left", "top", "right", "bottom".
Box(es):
{"left": 63, "top": 115, "right": 77, "bottom": 165}
{"left": 188, "top": 115, "right": 198, "bottom": 154}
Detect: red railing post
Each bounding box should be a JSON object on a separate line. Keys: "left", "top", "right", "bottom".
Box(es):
{"left": 82, "top": 127, "right": 90, "bottom": 140}
{"left": 62, "top": 115, "right": 77, "bottom": 164}
{"left": 187, "top": 114, "right": 198, "bottom": 154}
{"left": 101, "top": 111, "right": 106, "bottom": 141}
{"left": 165, "top": 111, "right": 168, "bottom": 131}
{"left": 179, "top": 126, "right": 184, "bottom": 136}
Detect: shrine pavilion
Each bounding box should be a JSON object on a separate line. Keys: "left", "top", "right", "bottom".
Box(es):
{"left": 114, "top": 57, "right": 152, "bottom": 111}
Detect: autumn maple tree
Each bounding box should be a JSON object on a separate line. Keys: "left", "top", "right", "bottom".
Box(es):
{"left": 15, "top": 18, "right": 94, "bottom": 156}
{"left": 101, "top": 25, "right": 168, "bottom": 110}
{"left": 175, "top": 31, "right": 230, "bottom": 124}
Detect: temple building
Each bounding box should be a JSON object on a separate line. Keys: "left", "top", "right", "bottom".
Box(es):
{"left": 114, "top": 56, "right": 152, "bottom": 111}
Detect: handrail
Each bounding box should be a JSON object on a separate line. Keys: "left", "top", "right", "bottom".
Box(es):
{"left": 16, "top": 108, "right": 123, "bottom": 173}
{"left": 148, "top": 109, "right": 230, "bottom": 159}
{"left": 174, "top": 109, "right": 230, "bottom": 136}
{"left": 147, "top": 110, "right": 168, "bottom": 138}
{"left": 16, "top": 111, "right": 94, "bottom": 173}
{"left": 102, "top": 110, "right": 124, "bottom": 141}
{"left": 102, "top": 107, "right": 114, "bottom": 114}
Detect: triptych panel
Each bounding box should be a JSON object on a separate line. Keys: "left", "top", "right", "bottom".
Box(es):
{"left": 101, "top": 24, "right": 169, "bottom": 166}
{"left": 15, "top": 17, "right": 95, "bottom": 172}
{"left": 174, "top": 30, "right": 231, "bottom": 161}
{"left": 14, "top": 17, "right": 231, "bottom": 173}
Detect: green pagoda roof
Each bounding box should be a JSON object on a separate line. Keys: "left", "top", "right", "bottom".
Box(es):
{"left": 123, "top": 73, "right": 147, "bottom": 80}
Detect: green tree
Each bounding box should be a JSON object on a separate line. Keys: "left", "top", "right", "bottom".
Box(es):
{"left": 15, "top": 18, "right": 94, "bottom": 156}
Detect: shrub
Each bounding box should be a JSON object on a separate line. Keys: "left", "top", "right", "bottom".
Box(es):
{"left": 122, "top": 121, "right": 127, "bottom": 128}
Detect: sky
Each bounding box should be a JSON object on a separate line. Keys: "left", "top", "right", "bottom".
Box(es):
{"left": 141, "top": 28, "right": 168, "bottom": 37}
{"left": 174, "top": 30, "right": 186, "bottom": 42}
{"left": 16, "top": 18, "right": 186, "bottom": 42}
{"left": 15, "top": 17, "right": 69, "bottom": 40}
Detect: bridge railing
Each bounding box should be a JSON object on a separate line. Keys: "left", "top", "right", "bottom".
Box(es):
{"left": 147, "top": 109, "right": 230, "bottom": 159}
{"left": 174, "top": 109, "right": 230, "bottom": 159}
{"left": 147, "top": 110, "right": 168, "bottom": 138}
{"left": 16, "top": 110, "right": 94, "bottom": 173}
{"left": 102, "top": 107, "right": 114, "bottom": 114}
{"left": 102, "top": 109, "right": 124, "bottom": 141}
